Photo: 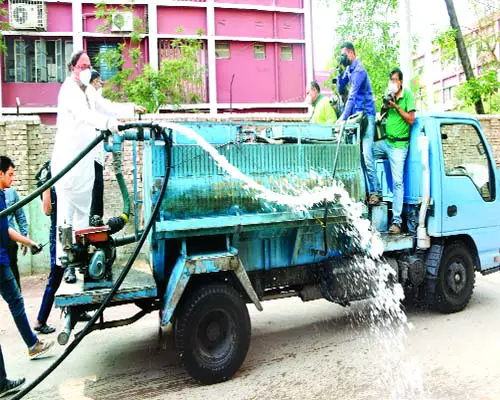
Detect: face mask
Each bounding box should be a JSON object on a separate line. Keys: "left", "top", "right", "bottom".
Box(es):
{"left": 388, "top": 82, "right": 398, "bottom": 94}
{"left": 79, "top": 68, "right": 91, "bottom": 86}
{"left": 305, "top": 94, "right": 313, "bottom": 105}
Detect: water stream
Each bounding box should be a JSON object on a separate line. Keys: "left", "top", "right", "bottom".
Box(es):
{"left": 162, "top": 122, "right": 425, "bottom": 398}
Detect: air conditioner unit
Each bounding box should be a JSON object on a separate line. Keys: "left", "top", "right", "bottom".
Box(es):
{"left": 8, "top": 1, "right": 47, "bottom": 30}
{"left": 111, "top": 11, "right": 134, "bottom": 32}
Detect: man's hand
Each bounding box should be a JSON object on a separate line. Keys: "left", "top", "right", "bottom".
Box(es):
{"left": 387, "top": 100, "right": 398, "bottom": 109}
{"left": 30, "top": 242, "right": 43, "bottom": 255}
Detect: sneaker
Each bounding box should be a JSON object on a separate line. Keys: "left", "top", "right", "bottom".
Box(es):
{"left": 388, "top": 223, "right": 401, "bottom": 235}
{"left": 368, "top": 194, "right": 381, "bottom": 206}
{"left": 64, "top": 267, "right": 76, "bottom": 284}
{"left": 28, "top": 339, "right": 54, "bottom": 360}
{"left": 0, "top": 378, "right": 26, "bottom": 398}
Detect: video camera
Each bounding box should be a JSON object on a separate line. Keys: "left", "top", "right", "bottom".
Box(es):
{"left": 382, "top": 92, "right": 396, "bottom": 108}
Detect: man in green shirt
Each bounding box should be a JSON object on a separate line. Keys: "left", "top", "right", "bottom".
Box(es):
{"left": 374, "top": 68, "right": 416, "bottom": 234}
{"left": 306, "top": 81, "right": 337, "bottom": 125}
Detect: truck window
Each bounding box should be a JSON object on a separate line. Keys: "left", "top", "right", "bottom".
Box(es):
{"left": 441, "top": 123, "right": 495, "bottom": 202}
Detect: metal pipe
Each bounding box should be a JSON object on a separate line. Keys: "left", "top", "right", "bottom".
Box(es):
{"left": 417, "top": 134, "right": 431, "bottom": 249}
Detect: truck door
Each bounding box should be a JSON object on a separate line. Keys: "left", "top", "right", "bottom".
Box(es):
{"left": 439, "top": 119, "right": 500, "bottom": 271}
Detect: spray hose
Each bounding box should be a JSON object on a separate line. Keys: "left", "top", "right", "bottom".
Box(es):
{"left": 104, "top": 151, "right": 131, "bottom": 234}
{"left": 12, "top": 125, "right": 172, "bottom": 399}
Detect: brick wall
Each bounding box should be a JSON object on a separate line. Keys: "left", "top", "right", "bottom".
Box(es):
{"left": 477, "top": 115, "right": 500, "bottom": 167}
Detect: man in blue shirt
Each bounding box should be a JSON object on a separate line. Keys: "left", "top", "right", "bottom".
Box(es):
{"left": 0, "top": 156, "right": 54, "bottom": 397}
{"left": 5, "top": 187, "right": 29, "bottom": 290}
{"left": 336, "top": 42, "right": 379, "bottom": 205}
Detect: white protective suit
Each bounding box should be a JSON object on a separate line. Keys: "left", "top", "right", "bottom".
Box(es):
{"left": 51, "top": 77, "right": 111, "bottom": 264}
{"left": 85, "top": 84, "right": 135, "bottom": 166}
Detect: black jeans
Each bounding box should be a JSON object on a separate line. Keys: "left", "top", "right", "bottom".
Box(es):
{"left": 90, "top": 161, "right": 104, "bottom": 218}
{"left": 7, "top": 241, "right": 20, "bottom": 290}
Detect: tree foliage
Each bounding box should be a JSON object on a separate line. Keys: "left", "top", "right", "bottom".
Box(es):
{"left": 94, "top": 1, "right": 204, "bottom": 113}
{"left": 331, "top": 0, "right": 400, "bottom": 110}
{"left": 0, "top": 0, "right": 9, "bottom": 54}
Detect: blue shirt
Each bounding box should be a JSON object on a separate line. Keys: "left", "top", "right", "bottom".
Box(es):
{"left": 337, "top": 58, "right": 376, "bottom": 120}
{"left": 0, "top": 190, "right": 11, "bottom": 266}
{"left": 5, "top": 188, "right": 28, "bottom": 237}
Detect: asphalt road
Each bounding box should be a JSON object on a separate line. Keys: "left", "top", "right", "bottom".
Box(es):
{"left": 2, "top": 272, "right": 500, "bottom": 400}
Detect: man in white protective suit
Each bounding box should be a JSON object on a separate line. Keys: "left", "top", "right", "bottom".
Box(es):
{"left": 51, "top": 50, "right": 120, "bottom": 284}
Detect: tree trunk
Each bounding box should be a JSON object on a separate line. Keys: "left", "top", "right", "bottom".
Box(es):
{"left": 444, "top": 0, "right": 485, "bottom": 114}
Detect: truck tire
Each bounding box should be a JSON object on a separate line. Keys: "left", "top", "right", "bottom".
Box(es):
{"left": 435, "top": 242, "right": 475, "bottom": 314}
{"left": 174, "top": 283, "right": 251, "bottom": 384}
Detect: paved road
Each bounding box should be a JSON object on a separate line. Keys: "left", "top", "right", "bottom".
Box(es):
{"left": 2, "top": 272, "right": 500, "bottom": 400}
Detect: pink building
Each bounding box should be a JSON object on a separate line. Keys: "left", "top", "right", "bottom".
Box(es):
{"left": 1, "top": 0, "right": 315, "bottom": 124}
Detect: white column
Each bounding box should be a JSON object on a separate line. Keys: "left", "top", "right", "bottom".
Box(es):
{"left": 148, "top": 2, "right": 159, "bottom": 70}
{"left": 206, "top": 0, "right": 218, "bottom": 115}
{"left": 399, "top": 0, "right": 412, "bottom": 87}
{"left": 72, "top": 1, "right": 83, "bottom": 50}
{"left": 303, "top": 0, "right": 314, "bottom": 86}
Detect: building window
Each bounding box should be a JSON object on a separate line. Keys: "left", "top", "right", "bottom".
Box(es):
{"left": 215, "top": 42, "right": 230, "bottom": 59}
{"left": 280, "top": 45, "right": 293, "bottom": 61}
{"left": 253, "top": 43, "right": 266, "bottom": 60}
{"left": 4, "top": 38, "right": 72, "bottom": 83}
{"left": 86, "top": 41, "right": 119, "bottom": 80}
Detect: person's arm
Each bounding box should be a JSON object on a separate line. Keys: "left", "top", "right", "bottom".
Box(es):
{"left": 42, "top": 189, "right": 52, "bottom": 216}
{"left": 388, "top": 89, "right": 416, "bottom": 125}
{"left": 11, "top": 189, "right": 28, "bottom": 237}
{"left": 8, "top": 227, "right": 37, "bottom": 248}
{"left": 340, "top": 69, "right": 366, "bottom": 120}
{"left": 336, "top": 69, "right": 349, "bottom": 96}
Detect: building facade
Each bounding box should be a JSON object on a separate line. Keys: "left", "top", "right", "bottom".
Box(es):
{"left": 1, "top": 0, "right": 314, "bottom": 123}
{"left": 414, "top": 14, "right": 500, "bottom": 111}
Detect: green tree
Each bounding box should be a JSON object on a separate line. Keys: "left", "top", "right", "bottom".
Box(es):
{"left": 332, "top": 0, "right": 400, "bottom": 110}
{"left": 94, "top": 1, "right": 205, "bottom": 113}
{"left": 0, "top": 0, "right": 9, "bottom": 54}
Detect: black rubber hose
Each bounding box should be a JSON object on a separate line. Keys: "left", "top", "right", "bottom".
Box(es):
{"left": 0, "top": 131, "right": 108, "bottom": 219}
{"left": 12, "top": 127, "right": 172, "bottom": 399}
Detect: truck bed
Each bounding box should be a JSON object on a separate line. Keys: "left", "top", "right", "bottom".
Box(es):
{"left": 54, "top": 264, "right": 157, "bottom": 308}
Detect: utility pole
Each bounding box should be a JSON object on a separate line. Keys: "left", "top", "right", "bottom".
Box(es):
{"left": 399, "top": 0, "right": 412, "bottom": 88}
{"left": 444, "top": 0, "right": 485, "bottom": 114}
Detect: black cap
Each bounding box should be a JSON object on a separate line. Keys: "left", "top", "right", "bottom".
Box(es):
{"left": 90, "top": 69, "right": 100, "bottom": 83}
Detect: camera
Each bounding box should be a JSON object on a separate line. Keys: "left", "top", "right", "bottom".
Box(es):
{"left": 382, "top": 92, "right": 396, "bottom": 107}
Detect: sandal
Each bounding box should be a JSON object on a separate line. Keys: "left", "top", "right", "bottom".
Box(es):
{"left": 34, "top": 324, "right": 56, "bottom": 334}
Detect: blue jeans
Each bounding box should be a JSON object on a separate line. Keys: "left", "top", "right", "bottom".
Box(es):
{"left": 0, "top": 265, "right": 37, "bottom": 349}
{"left": 362, "top": 115, "right": 378, "bottom": 195}
{"left": 374, "top": 140, "right": 408, "bottom": 224}
{"left": 37, "top": 215, "right": 64, "bottom": 324}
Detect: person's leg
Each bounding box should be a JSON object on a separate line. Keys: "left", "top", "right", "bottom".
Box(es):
{"left": 387, "top": 145, "right": 409, "bottom": 228}
{"left": 0, "top": 345, "right": 6, "bottom": 388}
{"left": 7, "top": 242, "right": 20, "bottom": 290}
{"left": 36, "top": 264, "right": 64, "bottom": 330}
{"left": 90, "top": 161, "right": 104, "bottom": 220}
{"left": 362, "top": 114, "right": 379, "bottom": 195}
{"left": 0, "top": 266, "right": 37, "bottom": 349}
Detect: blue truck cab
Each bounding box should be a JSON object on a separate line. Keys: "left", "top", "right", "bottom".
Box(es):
{"left": 54, "top": 113, "right": 500, "bottom": 385}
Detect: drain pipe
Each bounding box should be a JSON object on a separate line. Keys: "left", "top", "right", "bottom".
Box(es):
{"left": 417, "top": 134, "right": 431, "bottom": 249}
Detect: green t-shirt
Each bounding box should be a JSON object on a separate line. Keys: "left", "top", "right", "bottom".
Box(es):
{"left": 311, "top": 95, "right": 337, "bottom": 125}
{"left": 385, "top": 88, "right": 416, "bottom": 149}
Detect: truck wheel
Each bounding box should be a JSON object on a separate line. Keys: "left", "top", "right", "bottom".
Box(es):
{"left": 174, "top": 283, "right": 251, "bottom": 384}
{"left": 435, "top": 242, "right": 475, "bottom": 314}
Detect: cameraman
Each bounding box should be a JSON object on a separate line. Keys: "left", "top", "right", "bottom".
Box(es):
{"left": 374, "top": 68, "right": 416, "bottom": 234}
{"left": 336, "top": 42, "right": 378, "bottom": 205}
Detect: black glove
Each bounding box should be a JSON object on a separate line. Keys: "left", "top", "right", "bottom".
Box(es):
{"left": 31, "top": 243, "right": 43, "bottom": 255}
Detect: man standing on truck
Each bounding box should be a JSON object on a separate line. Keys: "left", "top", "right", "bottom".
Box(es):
{"left": 306, "top": 81, "right": 337, "bottom": 124}
{"left": 336, "top": 42, "right": 378, "bottom": 205}
{"left": 374, "top": 68, "right": 416, "bottom": 234}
